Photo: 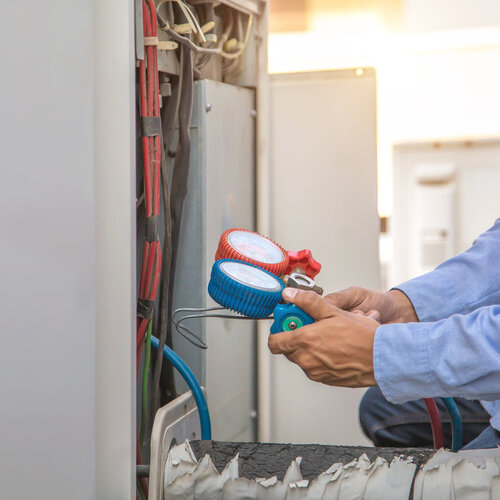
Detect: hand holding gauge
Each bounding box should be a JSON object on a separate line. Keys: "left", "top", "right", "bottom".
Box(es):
{"left": 172, "top": 228, "right": 321, "bottom": 347}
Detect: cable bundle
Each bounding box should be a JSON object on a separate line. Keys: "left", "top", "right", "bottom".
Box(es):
{"left": 137, "top": 2, "right": 162, "bottom": 498}
{"left": 137, "top": 0, "right": 162, "bottom": 367}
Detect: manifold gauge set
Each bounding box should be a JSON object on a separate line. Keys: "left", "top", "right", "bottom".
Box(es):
{"left": 173, "top": 229, "right": 323, "bottom": 348}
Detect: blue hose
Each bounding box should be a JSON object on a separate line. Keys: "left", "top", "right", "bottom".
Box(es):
{"left": 442, "top": 397, "right": 463, "bottom": 452}
{"left": 150, "top": 336, "right": 212, "bottom": 440}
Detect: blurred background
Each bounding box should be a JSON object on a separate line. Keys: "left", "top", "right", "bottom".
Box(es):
{"left": 264, "top": 0, "right": 500, "bottom": 445}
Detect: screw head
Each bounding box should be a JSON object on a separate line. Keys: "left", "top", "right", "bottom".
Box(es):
{"left": 206, "top": 103, "right": 213, "bottom": 112}
{"left": 282, "top": 315, "right": 304, "bottom": 332}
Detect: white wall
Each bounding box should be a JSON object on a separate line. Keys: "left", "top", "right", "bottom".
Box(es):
{"left": 377, "top": 34, "right": 500, "bottom": 216}
{"left": 405, "top": 0, "right": 500, "bottom": 32}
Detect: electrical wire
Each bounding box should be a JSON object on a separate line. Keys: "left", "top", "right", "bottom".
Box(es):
{"left": 424, "top": 398, "right": 444, "bottom": 449}
{"left": 157, "top": 0, "right": 207, "bottom": 43}
{"left": 136, "top": 436, "right": 149, "bottom": 496}
{"left": 140, "top": 320, "right": 153, "bottom": 446}
{"left": 442, "top": 397, "right": 463, "bottom": 452}
{"left": 151, "top": 335, "right": 212, "bottom": 440}
{"left": 137, "top": 479, "right": 146, "bottom": 500}
{"left": 137, "top": 0, "right": 162, "bottom": 370}
{"left": 157, "top": 9, "right": 254, "bottom": 60}
{"left": 194, "top": 3, "right": 216, "bottom": 70}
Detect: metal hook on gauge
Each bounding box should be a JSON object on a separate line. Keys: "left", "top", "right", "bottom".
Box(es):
{"left": 171, "top": 306, "right": 273, "bottom": 350}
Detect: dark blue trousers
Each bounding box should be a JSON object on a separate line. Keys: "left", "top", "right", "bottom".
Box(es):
{"left": 359, "top": 386, "right": 500, "bottom": 450}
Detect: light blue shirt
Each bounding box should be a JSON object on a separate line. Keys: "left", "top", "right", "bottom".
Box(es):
{"left": 374, "top": 219, "right": 500, "bottom": 430}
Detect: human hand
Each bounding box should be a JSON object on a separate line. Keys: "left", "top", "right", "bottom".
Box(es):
{"left": 268, "top": 288, "right": 379, "bottom": 388}
{"left": 323, "top": 287, "right": 418, "bottom": 324}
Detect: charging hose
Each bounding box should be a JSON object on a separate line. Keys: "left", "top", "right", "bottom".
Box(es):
{"left": 424, "top": 398, "right": 444, "bottom": 449}
{"left": 442, "top": 397, "right": 463, "bottom": 452}
{"left": 150, "top": 335, "right": 212, "bottom": 440}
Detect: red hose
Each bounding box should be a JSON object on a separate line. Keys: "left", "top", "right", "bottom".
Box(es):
{"left": 424, "top": 398, "right": 444, "bottom": 449}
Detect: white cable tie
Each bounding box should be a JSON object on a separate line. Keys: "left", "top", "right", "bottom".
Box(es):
{"left": 205, "top": 34, "right": 218, "bottom": 43}
{"left": 144, "top": 36, "right": 159, "bottom": 46}
{"left": 224, "top": 38, "right": 238, "bottom": 51}
{"left": 158, "top": 41, "right": 178, "bottom": 51}
{"left": 173, "top": 23, "right": 192, "bottom": 34}
{"left": 201, "top": 21, "right": 215, "bottom": 34}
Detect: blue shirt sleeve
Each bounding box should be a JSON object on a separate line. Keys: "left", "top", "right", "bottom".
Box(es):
{"left": 395, "top": 218, "right": 500, "bottom": 322}
{"left": 374, "top": 305, "right": 500, "bottom": 404}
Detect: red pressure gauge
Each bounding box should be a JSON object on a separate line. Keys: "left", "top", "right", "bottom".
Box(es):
{"left": 215, "top": 228, "right": 289, "bottom": 276}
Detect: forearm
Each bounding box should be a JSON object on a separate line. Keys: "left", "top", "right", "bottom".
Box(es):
{"left": 374, "top": 305, "right": 500, "bottom": 403}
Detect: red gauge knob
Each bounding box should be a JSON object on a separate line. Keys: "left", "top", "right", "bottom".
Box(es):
{"left": 285, "top": 249, "right": 321, "bottom": 278}
{"left": 215, "top": 228, "right": 289, "bottom": 276}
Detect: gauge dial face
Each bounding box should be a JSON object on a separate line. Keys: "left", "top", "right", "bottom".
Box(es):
{"left": 227, "top": 230, "right": 285, "bottom": 264}
{"left": 219, "top": 261, "right": 282, "bottom": 291}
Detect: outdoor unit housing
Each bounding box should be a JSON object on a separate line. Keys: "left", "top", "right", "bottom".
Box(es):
{"left": 171, "top": 79, "right": 257, "bottom": 442}
{"left": 392, "top": 140, "right": 500, "bottom": 286}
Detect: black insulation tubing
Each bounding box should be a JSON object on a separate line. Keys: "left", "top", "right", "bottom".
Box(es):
{"left": 151, "top": 63, "right": 184, "bottom": 412}
{"left": 167, "top": 43, "right": 194, "bottom": 336}
{"left": 155, "top": 20, "right": 195, "bottom": 408}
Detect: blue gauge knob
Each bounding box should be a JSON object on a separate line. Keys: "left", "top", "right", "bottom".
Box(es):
{"left": 270, "top": 303, "right": 314, "bottom": 334}
{"left": 208, "top": 259, "right": 285, "bottom": 318}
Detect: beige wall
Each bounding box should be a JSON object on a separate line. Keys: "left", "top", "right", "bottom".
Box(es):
{"left": 270, "top": 0, "right": 402, "bottom": 33}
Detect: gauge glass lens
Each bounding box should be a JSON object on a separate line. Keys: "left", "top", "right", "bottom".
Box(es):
{"left": 227, "top": 230, "right": 284, "bottom": 264}
{"left": 220, "top": 261, "right": 282, "bottom": 291}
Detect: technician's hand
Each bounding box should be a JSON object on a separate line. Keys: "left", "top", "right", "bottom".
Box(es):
{"left": 324, "top": 287, "right": 418, "bottom": 324}
{"left": 268, "top": 289, "right": 379, "bottom": 388}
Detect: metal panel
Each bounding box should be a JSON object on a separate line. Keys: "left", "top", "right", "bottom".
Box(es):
{"left": 267, "top": 69, "right": 379, "bottom": 445}
{"left": 94, "top": 1, "right": 136, "bottom": 499}
{"left": 0, "top": 1, "right": 136, "bottom": 499}
{"left": 171, "top": 80, "right": 256, "bottom": 441}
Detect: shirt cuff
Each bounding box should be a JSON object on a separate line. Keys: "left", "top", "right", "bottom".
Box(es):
{"left": 373, "top": 322, "right": 443, "bottom": 404}
{"left": 394, "top": 272, "right": 462, "bottom": 323}
{"left": 481, "top": 401, "right": 500, "bottom": 432}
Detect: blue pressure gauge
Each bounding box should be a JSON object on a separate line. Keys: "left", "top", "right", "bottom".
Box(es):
{"left": 270, "top": 303, "right": 314, "bottom": 334}
{"left": 208, "top": 259, "right": 285, "bottom": 318}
